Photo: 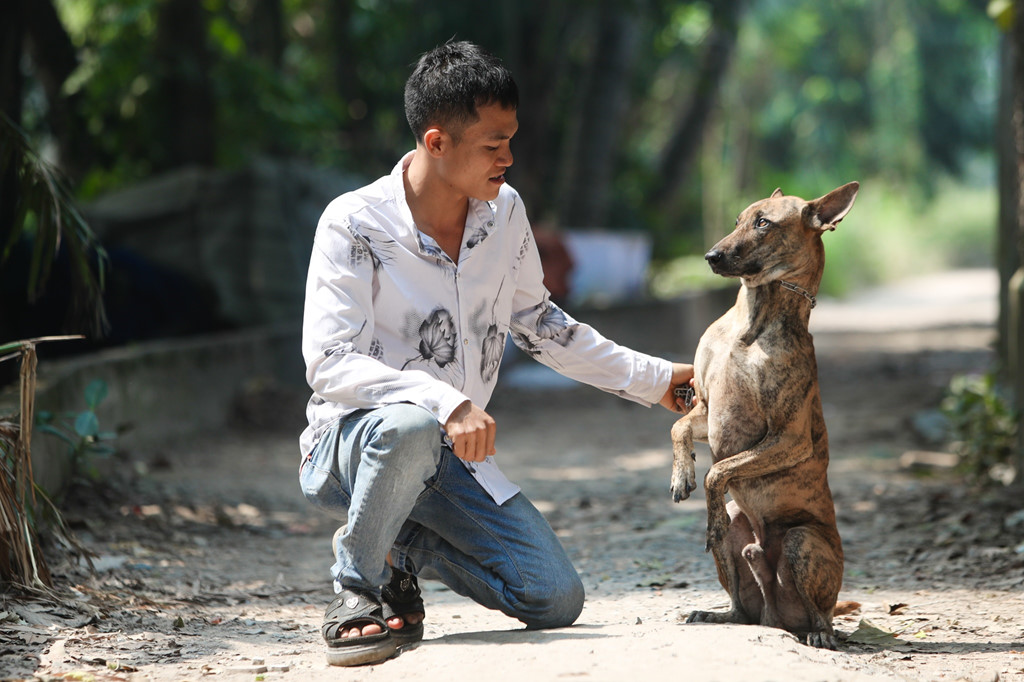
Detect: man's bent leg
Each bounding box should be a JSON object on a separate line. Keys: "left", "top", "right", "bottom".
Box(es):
{"left": 391, "top": 449, "right": 585, "bottom": 629}
{"left": 300, "top": 404, "right": 443, "bottom": 594}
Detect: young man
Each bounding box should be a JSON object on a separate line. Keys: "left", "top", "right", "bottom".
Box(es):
{"left": 299, "top": 40, "right": 694, "bottom": 667}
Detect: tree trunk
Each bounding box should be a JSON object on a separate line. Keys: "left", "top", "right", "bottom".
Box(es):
{"left": 650, "top": 0, "right": 743, "bottom": 214}
{"left": 22, "top": 0, "right": 86, "bottom": 182}
{"left": 154, "top": 0, "right": 216, "bottom": 169}
{"left": 0, "top": 0, "right": 26, "bottom": 250}
{"left": 998, "top": 34, "right": 1019, "bottom": 368}
{"left": 501, "top": 2, "right": 574, "bottom": 224}
{"left": 557, "top": 2, "right": 641, "bottom": 229}
{"left": 248, "top": 0, "right": 284, "bottom": 68}
{"left": 1010, "top": 5, "right": 1024, "bottom": 472}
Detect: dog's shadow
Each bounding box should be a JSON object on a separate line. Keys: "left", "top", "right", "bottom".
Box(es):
{"left": 841, "top": 636, "right": 1022, "bottom": 657}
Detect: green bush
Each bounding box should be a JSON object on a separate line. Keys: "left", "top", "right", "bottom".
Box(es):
{"left": 941, "top": 372, "right": 1019, "bottom": 486}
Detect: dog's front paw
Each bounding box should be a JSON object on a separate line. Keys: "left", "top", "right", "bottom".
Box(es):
{"left": 669, "top": 455, "right": 697, "bottom": 502}
{"left": 804, "top": 630, "right": 839, "bottom": 650}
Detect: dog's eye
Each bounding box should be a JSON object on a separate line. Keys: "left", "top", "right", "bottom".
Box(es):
{"left": 755, "top": 217, "right": 771, "bottom": 229}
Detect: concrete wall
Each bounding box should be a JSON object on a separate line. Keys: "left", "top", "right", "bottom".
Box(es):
{"left": 26, "top": 286, "right": 737, "bottom": 496}
{"left": 29, "top": 324, "right": 306, "bottom": 494}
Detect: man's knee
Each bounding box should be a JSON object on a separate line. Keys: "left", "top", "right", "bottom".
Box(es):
{"left": 518, "top": 571, "right": 585, "bottom": 629}
{"left": 375, "top": 403, "right": 440, "bottom": 442}
{"left": 368, "top": 403, "right": 441, "bottom": 469}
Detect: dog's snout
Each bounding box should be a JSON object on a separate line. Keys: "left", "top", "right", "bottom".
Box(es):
{"left": 705, "top": 250, "right": 723, "bottom": 265}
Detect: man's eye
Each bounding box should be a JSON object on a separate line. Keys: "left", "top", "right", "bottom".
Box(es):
{"left": 755, "top": 217, "right": 771, "bottom": 228}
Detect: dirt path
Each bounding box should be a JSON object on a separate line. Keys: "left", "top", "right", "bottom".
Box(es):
{"left": 4, "top": 269, "right": 1023, "bottom": 682}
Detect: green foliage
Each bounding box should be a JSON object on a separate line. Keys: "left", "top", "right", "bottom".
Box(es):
{"left": 648, "top": 255, "right": 734, "bottom": 299}
{"left": 651, "top": 176, "right": 996, "bottom": 301}
{"left": 819, "top": 177, "right": 996, "bottom": 297}
{"left": 988, "top": 0, "right": 1014, "bottom": 31}
{"left": 721, "top": 0, "right": 996, "bottom": 188}
{"left": 36, "top": 378, "right": 117, "bottom": 480}
{"left": 941, "top": 372, "right": 1019, "bottom": 486}
{"left": 0, "top": 112, "right": 109, "bottom": 336}
{"left": 30, "top": 0, "right": 1001, "bottom": 275}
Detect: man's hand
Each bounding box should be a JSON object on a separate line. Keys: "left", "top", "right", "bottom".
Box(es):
{"left": 444, "top": 400, "right": 497, "bottom": 462}
{"left": 659, "top": 362, "right": 696, "bottom": 414}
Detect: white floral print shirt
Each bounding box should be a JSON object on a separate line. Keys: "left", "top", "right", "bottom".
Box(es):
{"left": 301, "top": 152, "right": 673, "bottom": 503}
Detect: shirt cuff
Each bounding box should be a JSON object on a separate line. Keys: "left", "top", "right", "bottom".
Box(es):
{"left": 632, "top": 355, "right": 675, "bottom": 406}
{"left": 431, "top": 387, "right": 472, "bottom": 427}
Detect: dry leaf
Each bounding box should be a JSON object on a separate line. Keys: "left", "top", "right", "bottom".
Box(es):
{"left": 846, "top": 618, "right": 909, "bottom": 647}
{"left": 834, "top": 600, "right": 861, "bottom": 616}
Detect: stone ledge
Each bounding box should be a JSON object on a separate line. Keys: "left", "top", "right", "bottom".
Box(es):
{"left": 25, "top": 286, "right": 736, "bottom": 496}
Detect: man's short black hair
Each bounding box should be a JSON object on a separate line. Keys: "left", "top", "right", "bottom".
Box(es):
{"left": 404, "top": 41, "right": 519, "bottom": 143}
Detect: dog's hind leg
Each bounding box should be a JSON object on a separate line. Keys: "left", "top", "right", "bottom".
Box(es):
{"left": 775, "top": 523, "right": 844, "bottom": 649}
{"left": 687, "top": 502, "right": 762, "bottom": 625}
{"left": 670, "top": 402, "right": 707, "bottom": 502}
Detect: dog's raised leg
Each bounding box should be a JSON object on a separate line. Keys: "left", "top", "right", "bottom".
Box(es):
{"left": 702, "top": 425, "right": 815, "bottom": 550}
{"left": 669, "top": 402, "right": 707, "bottom": 502}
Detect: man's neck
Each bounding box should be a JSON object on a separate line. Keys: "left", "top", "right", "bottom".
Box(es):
{"left": 404, "top": 150, "right": 469, "bottom": 261}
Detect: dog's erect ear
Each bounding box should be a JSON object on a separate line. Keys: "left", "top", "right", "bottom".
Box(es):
{"left": 809, "top": 182, "right": 859, "bottom": 232}
{"left": 770, "top": 188, "right": 784, "bottom": 199}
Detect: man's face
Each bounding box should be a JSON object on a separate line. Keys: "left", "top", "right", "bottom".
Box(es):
{"left": 437, "top": 103, "right": 518, "bottom": 202}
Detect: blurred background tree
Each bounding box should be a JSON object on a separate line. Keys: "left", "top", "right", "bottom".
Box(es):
{"left": 0, "top": 0, "right": 1002, "bottom": 324}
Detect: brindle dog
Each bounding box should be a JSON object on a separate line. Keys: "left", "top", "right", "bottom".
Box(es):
{"left": 670, "top": 182, "right": 859, "bottom": 649}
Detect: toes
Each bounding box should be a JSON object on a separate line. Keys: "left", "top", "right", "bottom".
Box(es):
{"left": 341, "top": 623, "right": 384, "bottom": 639}
{"left": 385, "top": 613, "right": 425, "bottom": 630}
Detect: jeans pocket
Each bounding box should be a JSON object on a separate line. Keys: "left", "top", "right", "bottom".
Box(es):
{"left": 299, "top": 448, "right": 351, "bottom": 514}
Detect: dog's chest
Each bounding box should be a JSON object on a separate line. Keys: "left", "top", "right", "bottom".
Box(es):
{"left": 698, "top": 325, "right": 806, "bottom": 458}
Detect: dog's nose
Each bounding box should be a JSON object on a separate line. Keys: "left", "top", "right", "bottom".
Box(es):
{"left": 705, "top": 250, "right": 723, "bottom": 265}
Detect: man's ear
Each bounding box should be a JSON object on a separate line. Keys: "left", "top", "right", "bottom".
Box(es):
{"left": 423, "top": 128, "right": 447, "bottom": 157}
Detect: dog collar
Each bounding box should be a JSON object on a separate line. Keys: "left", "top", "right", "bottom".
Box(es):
{"left": 779, "top": 280, "right": 817, "bottom": 308}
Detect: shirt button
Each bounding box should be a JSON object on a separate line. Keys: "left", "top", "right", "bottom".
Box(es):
{"left": 463, "top": 339, "right": 469, "bottom": 345}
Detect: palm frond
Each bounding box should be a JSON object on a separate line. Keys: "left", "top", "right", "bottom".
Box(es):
{"left": 0, "top": 111, "right": 108, "bottom": 339}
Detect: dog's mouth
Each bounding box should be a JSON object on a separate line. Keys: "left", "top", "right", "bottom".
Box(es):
{"left": 706, "top": 254, "right": 761, "bottom": 278}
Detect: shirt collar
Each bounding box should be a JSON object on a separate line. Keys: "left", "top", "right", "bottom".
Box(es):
{"left": 391, "top": 151, "right": 501, "bottom": 257}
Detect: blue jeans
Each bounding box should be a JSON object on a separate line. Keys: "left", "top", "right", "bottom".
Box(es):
{"left": 298, "top": 403, "right": 585, "bottom": 629}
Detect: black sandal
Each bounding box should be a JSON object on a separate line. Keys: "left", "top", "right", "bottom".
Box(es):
{"left": 381, "top": 569, "right": 425, "bottom": 647}
{"left": 322, "top": 589, "right": 398, "bottom": 666}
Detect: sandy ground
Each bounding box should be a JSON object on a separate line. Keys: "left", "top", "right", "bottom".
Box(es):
{"left": 3, "top": 268, "right": 1024, "bottom": 682}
